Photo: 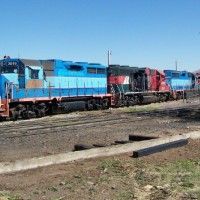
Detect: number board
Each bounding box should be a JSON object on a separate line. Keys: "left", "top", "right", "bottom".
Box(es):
{"left": 7, "top": 61, "right": 18, "bottom": 66}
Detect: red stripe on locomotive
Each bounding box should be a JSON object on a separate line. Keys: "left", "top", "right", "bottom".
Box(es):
{"left": 108, "top": 76, "right": 127, "bottom": 84}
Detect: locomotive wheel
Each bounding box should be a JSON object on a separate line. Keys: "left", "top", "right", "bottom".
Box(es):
{"left": 115, "top": 102, "right": 120, "bottom": 108}
{"left": 35, "top": 109, "right": 45, "bottom": 118}
{"left": 176, "top": 93, "right": 181, "bottom": 100}
{"left": 96, "top": 104, "right": 102, "bottom": 110}
{"left": 138, "top": 96, "right": 143, "bottom": 104}
{"left": 9, "top": 110, "right": 19, "bottom": 121}
{"left": 21, "top": 111, "right": 30, "bottom": 119}
{"left": 50, "top": 104, "right": 59, "bottom": 115}
{"left": 87, "top": 103, "right": 93, "bottom": 111}
{"left": 116, "top": 99, "right": 123, "bottom": 107}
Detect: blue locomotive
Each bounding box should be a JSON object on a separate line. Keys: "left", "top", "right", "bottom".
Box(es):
{"left": 0, "top": 57, "right": 111, "bottom": 119}
{"left": 164, "top": 70, "right": 195, "bottom": 99}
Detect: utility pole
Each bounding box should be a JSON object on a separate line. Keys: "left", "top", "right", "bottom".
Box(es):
{"left": 175, "top": 60, "right": 178, "bottom": 71}
{"left": 108, "top": 50, "right": 111, "bottom": 66}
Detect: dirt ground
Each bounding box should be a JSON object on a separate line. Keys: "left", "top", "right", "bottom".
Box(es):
{"left": 0, "top": 139, "right": 199, "bottom": 200}
{"left": 1, "top": 101, "right": 200, "bottom": 163}
{"left": 0, "top": 101, "right": 200, "bottom": 200}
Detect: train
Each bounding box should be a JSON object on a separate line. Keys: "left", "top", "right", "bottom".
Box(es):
{"left": 0, "top": 56, "right": 197, "bottom": 120}
{"left": 107, "top": 65, "right": 195, "bottom": 106}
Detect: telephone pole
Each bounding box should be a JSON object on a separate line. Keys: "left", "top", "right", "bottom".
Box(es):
{"left": 108, "top": 50, "right": 111, "bottom": 66}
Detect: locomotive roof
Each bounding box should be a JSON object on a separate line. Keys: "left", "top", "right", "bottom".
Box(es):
{"left": 109, "top": 64, "right": 139, "bottom": 69}
{"left": 20, "top": 59, "right": 56, "bottom": 72}
{"left": 20, "top": 59, "right": 42, "bottom": 67}
{"left": 164, "top": 69, "right": 187, "bottom": 71}
{"left": 40, "top": 60, "right": 55, "bottom": 71}
{"left": 21, "top": 59, "right": 104, "bottom": 70}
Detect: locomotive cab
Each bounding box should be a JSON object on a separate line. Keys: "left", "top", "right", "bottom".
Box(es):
{"left": 0, "top": 58, "right": 45, "bottom": 119}
{"left": 0, "top": 58, "right": 23, "bottom": 117}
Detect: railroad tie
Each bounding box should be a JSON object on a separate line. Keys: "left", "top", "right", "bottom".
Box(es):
{"left": 132, "top": 139, "right": 188, "bottom": 158}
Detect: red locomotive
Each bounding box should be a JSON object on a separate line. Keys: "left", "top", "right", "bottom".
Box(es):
{"left": 108, "top": 65, "right": 171, "bottom": 107}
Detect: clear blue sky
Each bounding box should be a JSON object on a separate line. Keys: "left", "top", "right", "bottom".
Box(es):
{"left": 0, "top": 0, "right": 200, "bottom": 71}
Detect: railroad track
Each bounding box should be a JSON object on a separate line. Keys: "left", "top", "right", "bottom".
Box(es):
{"left": 1, "top": 102, "right": 200, "bottom": 163}
{"left": 0, "top": 112, "right": 136, "bottom": 138}
{"left": 129, "top": 104, "right": 200, "bottom": 118}
{"left": 0, "top": 103, "right": 200, "bottom": 140}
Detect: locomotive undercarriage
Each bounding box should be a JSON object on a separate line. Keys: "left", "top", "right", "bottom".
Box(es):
{"left": 50, "top": 97, "right": 109, "bottom": 115}
{"left": 5, "top": 91, "right": 179, "bottom": 121}
{"left": 86, "top": 98, "right": 109, "bottom": 111}
{"left": 9, "top": 103, "right": 46, "bottom": 120}
{"left": 114, "top": 92, "right": 171, "bottom": 107}
{"left": 8, "top": 97, "right": 110, "bottom": 120}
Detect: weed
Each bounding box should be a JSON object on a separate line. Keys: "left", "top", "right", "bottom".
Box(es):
{"left": 179, "top": 174, "right": 195, "bottom": 189}
{"left": 62, "top": 176, "right": 86, "bottom": 191}
{"left": 150, "top": 189, "right": 169, "bottom": 200}
{"left": 33, "top": 190, "right": 46, "bottom": 195}
{"left": 133, "top": 159, "right": 200, "bottom": 198}
{"left": 65, "top": 180, "right": 76, "bottom": 190}
{"left": 196, "top": 160, "right": 200, "bottom": 166}
{"left": 181, "top": 182, "right": 195, "bottom": 188}
{"left": 167, "top": 160, "right": 200, "bottom": 192}
{"left": 88, "top": 187, "right": 96, "bottom": 195}
{"left": 74, "top": 173, "right": 82, "bottom": 179}
{"left": 100, "top": 159, "right": 127, "bottom": 176}
{"left": 47, "top": 185, "right": 58, "bottom": 192}
{"left": 101, "top": 159, "right": 120, "bottom": 170}
{"left": 0, "top": 190, "right": 8, "bottom": 196}
{"left": 173, "top": 160, "right": 196, "bottom": 172}
{"left": 135, "top": 171, "right": 145, "bottom": 185}
{"left": 188, "top": 188, "right": 200, "bottom": 199}
{"left": 161, "top": 173, "right": 167, "bottom": 180}
{"left": 134, "top": 160, "right": 147, "bottom": 169}
{"left": 0, "top": 190, "right": 22, "bottom": 200}
{"left": 97, "top": 177, "right": 111, "bottom": 183}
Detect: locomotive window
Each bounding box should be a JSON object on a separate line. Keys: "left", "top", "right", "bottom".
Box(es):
{"left": 68, "top": 65, "right": 83, "bottom": 71}
{"left": 29, "top": 68, "right": 39, "bottom": 79}
{"left": 32, "top": 70, "right": 39, "bottom": 79}
{"left": 189, "top": 73, "right": 193, "bottom": 77}
{"left": 172, "top": 73, "right": 179, "bottom": 77}
{"left": 1, "top": 67, "right": 18, "bottom": 73}
{"left": 150, "top": 70, "right": 155, "bottom": 75}
{"left": 97, "top": 68, "right": 105, "bottom": 74}
{"left": 87, "top": 67, "right": 96, "bottom": 74}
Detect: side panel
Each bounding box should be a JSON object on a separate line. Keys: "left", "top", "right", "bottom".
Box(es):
{"left": 164, "top": 70, "right": 194, "bottom": 90}
{"left": 26, "top": 80, "right": 43, "bottom": 88}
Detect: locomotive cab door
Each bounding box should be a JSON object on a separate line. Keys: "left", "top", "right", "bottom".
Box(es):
{"left": 18, "top": 65, "right": 25, "bottom": 88}
{"left": 156, "top": 71, "right": 161, "bottom": 90}
{"left": 129, "top": 72, "right": 135, "bottom": 91}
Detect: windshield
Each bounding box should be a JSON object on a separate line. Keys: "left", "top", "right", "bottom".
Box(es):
{"left": 1, "top": 66, "right": 18, "bottom": 74}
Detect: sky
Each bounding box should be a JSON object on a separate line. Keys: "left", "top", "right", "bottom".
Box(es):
{"left": 0, "top": 0, "right": 200, "bottom": 72}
